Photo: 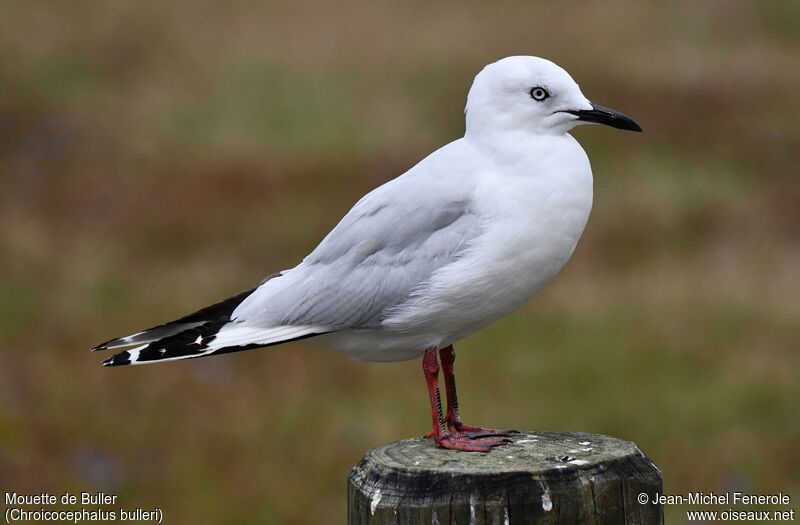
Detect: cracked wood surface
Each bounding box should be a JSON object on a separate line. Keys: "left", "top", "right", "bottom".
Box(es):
{"left": 348, "top": 432, "right": 663, "bottom": 524}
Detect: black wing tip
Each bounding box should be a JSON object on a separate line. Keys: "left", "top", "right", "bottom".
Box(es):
{"left": 101, "top": 351, "right": 131, "bottom": 367}
{"left": 91, "top": 286, "right": 262, "bottom": 355}
{"left": 98, "top": 329, "right": 331, "bottom": 367}
{"left": 91, "top": 338, "right": 116, "bottom": 352}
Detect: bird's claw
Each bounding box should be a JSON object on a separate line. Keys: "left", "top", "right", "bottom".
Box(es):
{"left": 448, "top": 422, "right": 520, "bottom": 440}
{"left": 425, "top": 424, "right": 519, "bottom": 442}
{"left": 434, "top": 434, "right": 507, "bottom": 452}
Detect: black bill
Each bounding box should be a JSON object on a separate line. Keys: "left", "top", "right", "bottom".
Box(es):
{"left": 566, "top": 103, "right": 642, "bottom": 132}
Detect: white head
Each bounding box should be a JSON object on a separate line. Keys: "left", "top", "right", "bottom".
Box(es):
{"left": 465, "top": 56, "right": 641, "bottom": 137}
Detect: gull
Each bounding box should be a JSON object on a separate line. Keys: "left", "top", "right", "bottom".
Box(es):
{"left": 93, "top": 56, "right": 641, "bottom": 452}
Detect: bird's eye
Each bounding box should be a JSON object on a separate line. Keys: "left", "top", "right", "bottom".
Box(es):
{"left": 530, "top": 87, "right": 550, "bottom": 101}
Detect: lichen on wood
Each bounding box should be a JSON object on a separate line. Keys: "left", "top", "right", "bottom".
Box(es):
{"left": 348, "top": 431, "right": 663, "bottom": 524}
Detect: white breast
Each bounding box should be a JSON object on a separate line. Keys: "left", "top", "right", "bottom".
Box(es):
{"left": 385, "top": 134, "right": 593, "bottom": 340}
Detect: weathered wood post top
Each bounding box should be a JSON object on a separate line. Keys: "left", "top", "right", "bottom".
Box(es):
{"left": 348, "top": 431, "right": 663, "bottom": 524}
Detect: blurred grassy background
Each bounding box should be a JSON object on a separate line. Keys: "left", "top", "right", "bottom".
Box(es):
{"left": 1, "top": 1, "right": 798, "bottom": 523}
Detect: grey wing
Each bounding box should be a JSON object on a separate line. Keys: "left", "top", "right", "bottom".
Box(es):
{"left": 232, "top": 174, "right": 481, "bottom": 329}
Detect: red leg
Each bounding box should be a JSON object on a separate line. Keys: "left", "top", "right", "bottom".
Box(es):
{"left": 422, "top": 348, "right": 506, "bottom": 452}
{"left": 439, "top": 345, "right": 518, "bottom": 438}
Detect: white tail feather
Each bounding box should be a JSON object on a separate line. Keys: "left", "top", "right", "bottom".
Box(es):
{"left": 207, "top": 324, "right": 325, "bottom": 351}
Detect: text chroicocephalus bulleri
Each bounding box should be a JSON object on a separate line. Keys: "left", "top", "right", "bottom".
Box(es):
{"left": 93, "top": 56, "right": 641, "bottom": 452}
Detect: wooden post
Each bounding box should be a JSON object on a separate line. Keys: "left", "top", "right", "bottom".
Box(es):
{"left": 348, "top": 431, "right": 662, "bottom": 524}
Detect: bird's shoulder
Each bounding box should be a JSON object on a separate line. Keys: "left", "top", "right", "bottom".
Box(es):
{"left": 305, "top": 139, "right": 486, "bottom": 265}
{"left": 360, "top": 138, "right": 486, "bottom": 206}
